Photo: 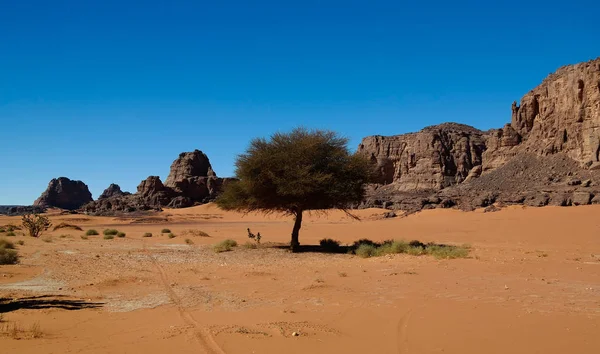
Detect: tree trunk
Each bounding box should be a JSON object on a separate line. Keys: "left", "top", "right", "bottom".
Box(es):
{"left": 290, "top": 209, "right": 303, "bottom": 252}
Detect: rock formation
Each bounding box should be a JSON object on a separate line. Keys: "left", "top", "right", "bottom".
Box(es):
{"left": 359, "top": 57, "right": 600, "bottom": 212}
{"left": 82, "top": 150, "right": 234, "bottom": 215}
{"left": 98, "top": 184, "right": 128, "bottom": 199}
{"left": 33, "top": 177, "right": 93, "bottom": 210}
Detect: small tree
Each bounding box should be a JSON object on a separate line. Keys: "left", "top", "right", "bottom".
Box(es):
{"left": 22, "top": 214, "right": 52, "bottom": 238}
{"left": 217, "top": 128, "right": 372, "bottom": 251}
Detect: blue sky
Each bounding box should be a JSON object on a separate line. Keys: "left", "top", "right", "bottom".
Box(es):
{"left": 1, "top": 0, "right": 599, "bottom": 205}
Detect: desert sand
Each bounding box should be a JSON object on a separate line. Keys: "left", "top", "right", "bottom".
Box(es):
{"left": 0, "top": 204, "right": 599, "bottom": 353}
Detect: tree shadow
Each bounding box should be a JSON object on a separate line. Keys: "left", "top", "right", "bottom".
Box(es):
{"left": 0, "top": 295, "right": 104, "bottom": 313}
{"left": 271, "top": 244, "right": 351, "bottom": 254}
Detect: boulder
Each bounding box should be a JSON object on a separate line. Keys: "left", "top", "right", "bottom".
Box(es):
{"left": 572, "top": 191, "right": 592, "bottom": 206}
{"left": 33, "top": 177, "right": 93, "bottom": 210}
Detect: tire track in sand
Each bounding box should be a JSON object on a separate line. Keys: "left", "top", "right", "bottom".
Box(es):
{"left": 143, "top": 245, "right": 226, "bottom": 354}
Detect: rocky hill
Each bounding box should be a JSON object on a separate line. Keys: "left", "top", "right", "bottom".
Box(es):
{"left": 358, "top": 57, "right": 600, "bottom": 212}
{"left": 81, "top": 150, "right": 234, "bottom": 215}
{"left": 33, "top": 177, "right": 93, "bottom": 210}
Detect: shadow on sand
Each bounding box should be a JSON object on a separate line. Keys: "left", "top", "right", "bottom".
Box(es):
{"left": 0, "top": 295, "right": 104, "bottom": 313}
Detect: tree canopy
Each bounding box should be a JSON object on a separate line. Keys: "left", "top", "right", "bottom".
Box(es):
{"left": 216, "top": 128, "right": 372, "bottom": 251}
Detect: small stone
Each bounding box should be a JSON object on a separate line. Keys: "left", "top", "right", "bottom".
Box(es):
{"left": 292, "top": 332, "right": 300, "bottom": 337}
{"left": 504, "top": 285, "right": 509, "bottom": 290}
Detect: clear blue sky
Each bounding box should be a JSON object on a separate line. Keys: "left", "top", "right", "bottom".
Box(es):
{"left": 1, "top": 0, "right": 598, "bottom": 205}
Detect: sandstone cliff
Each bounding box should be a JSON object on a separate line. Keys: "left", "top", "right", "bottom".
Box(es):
{"left": 359, "top": 57, "right": 600, "bottom": 211}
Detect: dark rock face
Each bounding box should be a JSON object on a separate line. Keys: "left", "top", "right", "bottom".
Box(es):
{"left": 33, "top": 177, "right": 93, "bottom": 210}
{"left": 0, "top": 205, "right": 46, "bottom": 216}
{"left": 359, "top": 57, "right": 600, "bottom": 213}
{"left": 98, "top": 184, "right": 128, "bottom": 199}
{"left": 82, "top": 150, "right": 233, "bottom": 215}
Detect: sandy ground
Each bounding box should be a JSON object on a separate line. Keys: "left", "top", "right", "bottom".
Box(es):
{"left": 0, "top": 204, "right": 599, "bottom": 353}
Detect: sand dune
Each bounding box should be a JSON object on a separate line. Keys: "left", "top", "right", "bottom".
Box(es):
{"left": 0, "top": 204, "right": 599, "bottom": 353}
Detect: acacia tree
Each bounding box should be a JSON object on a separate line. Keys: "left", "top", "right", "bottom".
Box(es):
{"left": 216, "top": 128, "right": 372, "bottom": 251}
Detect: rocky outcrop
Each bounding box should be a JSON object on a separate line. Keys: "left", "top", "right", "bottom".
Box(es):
{"left": 359, "top": 57, "right": 600, "bottom": 212}
{"left": 358, "top": 123, "right": 487, "bottom": 190}
{"left": 0, "top": 205, "right": 46, "bottom": 216}
{"left": 33, "top": 177, "right": 93, "bottom": 210}
{"left": 98, "top": 184, "right": 128, "bottom": 199}
{"left": 82, "top": 150, "right": 233, "bottom": 215}
{"left": 164, "top": 150, "right": 216, "bottom": 186}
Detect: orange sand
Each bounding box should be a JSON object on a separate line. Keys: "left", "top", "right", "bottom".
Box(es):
{"left": 0, "top": 204, "right": 598, "bottom": 353}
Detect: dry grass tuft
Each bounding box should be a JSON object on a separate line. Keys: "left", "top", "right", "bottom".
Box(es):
{"left": 182, "top": 229, "right": 210, "bottom": 237}
{"left": 53, "top": 222, "right": 83, "bottom": 231}
{"left": 213, "top": 239, "right": 238, "bottom": 253}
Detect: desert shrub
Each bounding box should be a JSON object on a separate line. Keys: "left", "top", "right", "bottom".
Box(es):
{"left": 21, "top": 214, "right": 52, "bottom": 238}
{"left": 409, "top": 240, "right": 426, "bottom": 248}
{"left": 17, "top": 240, "right": 24, "bottom": 246}
{"left": 59, "top": 234, "right": 70, "bottom": 239}
{"left": 0, "top": 227, "right": 5, "bottom": 233}
{"left": 184, "top": 238, "right": 194, "bottom": 245}
{"left": 352, "top": 239, "right": 380, "bottom": 248}
{"left": 6, "top": 231, "right": 16, "bottom": 237}
{"left": 425, "top": 244, "right": 470, "bottom": 259}
{"left": 319, "top": 238, "right": 341, "bottom": 252}
{"left": 6, "top": 225, "right": 21, "bottom": 232}
{"left": 85, "top": 229, "right": 99, "bottom": 236}
{"left": 0, "top": 238, "right": 15, "bottom": 249}
{"left": 349, "top": 238, "right": 469, "bottom": 259}
{"left": 167, "top": 233, "right": 176, "bottom": 239}
{"left": 377, "top": 240, "right": 409, "bottom": 256}
{"left": 161, "top": 228, "right": 171, "bottom": 234}
{"left": 80, "top": 235, "right": 88, "bottom": 240}
{"left": 117, "top": 232, "right": 126, "bottom": 238}
{"left": 247, "top": 228, "right": 262, "bottom": 244}
{"left": 242, "top": 241, "right": 258, "bottom": 249}
{"left": 182, "top": 229, "right": 209, "bottom": 237}
{"left": 355, "top": 244, "right": 378, "bottom": 258}
{"left": 142, "top": 232, "right": 152, "bottom": 238}
{"left": 213, "top": 239, "right": 238, "bottom": 253}
{"left": 103, "top": 234, "right": 114, "bottom": 240}
{"left": 103, "top": 229, "right": 119, "bottom": 236}
{"left": 53, "top": 222, "right": 83, "bottom": 231}
{"left": 0, "top": 248, "right": 18, "bottom": 265}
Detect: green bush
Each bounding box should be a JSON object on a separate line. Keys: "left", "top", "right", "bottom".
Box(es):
{"left": 103, "top": 229, "right": 119, "bottom": 236}
{"left": 85, "top": 229, "right": 99, "bottom": 236}
{"left": 355, "top": 244, "right": 378, "bottom": 258}
{"left": 0, "top": 227, "right": 5, "bottom": 233}
{"left": 161, "top": 228, "right": 171, "bottom": 234}
{"left": 167, "top": 233, "right": 176, "bottom": 239}
{"left": 184, "top": 238, "right": 194, "bottom": 245}
{"left": 350, "top": 238, "right": 469, "bottom": 259}
{"left": 6, "top": 231, "right": 16, "bottom": 237}
{"left": 117, "top": 232, "right": 126, "bottom": 238}
{"left": 103, "top": 234, "right": 114, "bottom": 240}
{"left": 319, "top": 238, "right": 341, "bottom": 252}
{"left": 142, "top": 232, "right": 152, "bottom": 238}
{"left": 213, "top": 239, "right": 238, "bottom": 253}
